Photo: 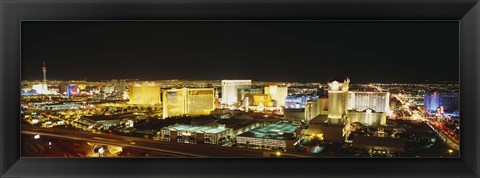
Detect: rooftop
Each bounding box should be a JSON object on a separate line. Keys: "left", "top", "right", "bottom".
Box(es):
{"left": 81, "top": 115, "right": 120, "bottom": 121}
{"left": 237, "top": 122, "right": 300, "bottom": 140}
{"left": 164, "top": 125, "right": 230, "bottom": 134}
{"left": 82, "top": 112, "right": 137, "bottom": 121}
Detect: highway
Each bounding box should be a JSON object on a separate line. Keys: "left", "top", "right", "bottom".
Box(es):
{"left": 22, "top": 125, "right": 313, "bottom": 158}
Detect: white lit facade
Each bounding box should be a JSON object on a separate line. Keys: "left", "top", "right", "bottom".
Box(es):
{"left": 347, "top": 91, "right": 390, "bottom": 113}
{"left": 221, "top": 80, "right": 252, "bottom": 105}
{"left": 264, "top": 85, "right": 288, "bottom": 107}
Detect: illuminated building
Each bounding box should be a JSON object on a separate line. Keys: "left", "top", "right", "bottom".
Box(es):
{"left": 424, "top": 92, "right": 460, "bottom": 114}
{"left": 128, "top": 82, "right": 161, "bottom": 105}
{"left": 346, "top": 108, "right": 386, "bottom": 126}
{"left": 237, "top": 88, "right": 263, "bottom": 106}
{"left": 160, "top": 125, "right": 230, "bottom": 144}
{"left": 66, "top": 84, "right": 79, "bottom": 97}
{"left": 32, "top": 84, "right": 48, "bottom": 94}
{"left": 253, "top": 94, "right": 273, "bottom": 107}
{"left": 162, "top": 88, "right": 215, "bottom": 118}
{"left": 102, "top": 85, "right": 115, "bottom": 93}
{"left": 236, "top": 122, "right": 302, "bottom": 151}
{"left": 221, "top": 80, "right": 252, "bottom": 105}
{"left": 305, "top": 97, "right": 328, "bottom": 121}
{"left": 77, "top": 83, "right": 87, "bottom": 90}
{"left": 78, "top": 113, "right": 136, "bottom": 128}
{"left": 264, "top": 85, "right": 288, "bottom": 107}
{"left": 285, "top": 95, "right": 319, "bottom": 109}
{"left": 327, "top": 78, "right": 350, "bottom": 125}
{"left": 347, "top": 91, "right": 390, "bottom": 113}
{"left": 32, "top": 62, "right": 49, "bottom": 94}
{"left": 33, "top": 102, "right": 81, "bottom": 110}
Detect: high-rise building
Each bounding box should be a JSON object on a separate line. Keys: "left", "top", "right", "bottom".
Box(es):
{"left": 305, "top": 97, "right": 328, "bottom": 121}
{"left": 264, "top": 85, "right": 288, "bottom": 107}
{"left": 221, "top": 80, "right": 252, "bottom": 105}
{"left": 424, "top": 92, "right": 460, "bottom": 114}
{"left": 128, "top": 82, "right": 161, "bottom": 105}
{"left": 347, "top": 91, "right": 390, "bottom": 113}
{"left": 327, "top": 78, "right": 350, "bottom": 125}
{"left": 163, "top": 88, "right": 215, "bottom": 118}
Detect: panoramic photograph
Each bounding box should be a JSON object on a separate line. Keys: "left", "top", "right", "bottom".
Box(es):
{"left": 20, "top": 21, "right": 460, "bottom": 158}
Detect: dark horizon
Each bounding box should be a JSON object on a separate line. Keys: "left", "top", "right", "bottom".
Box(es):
{"left": 21, "top": 21, "right": 459, "bottom": 83}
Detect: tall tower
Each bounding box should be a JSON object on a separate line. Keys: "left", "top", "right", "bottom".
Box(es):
{"left": 42, "top": 61, "right": 48, "bottom": 93}
{"left": 42, "top": 61, "right": 47, "bottom": 84}
{"left": 327, "top": 78, "right": 350, "bottom": 125}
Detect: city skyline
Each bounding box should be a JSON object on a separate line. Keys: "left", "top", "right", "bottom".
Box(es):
{"left": 22, "top": 21, "right": 459, "bottom": 83}
{"left": 20, "top": 21, "right": 460, "bottom": 158}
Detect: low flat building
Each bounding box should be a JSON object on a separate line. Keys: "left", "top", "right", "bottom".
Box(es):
{"left": 350, "top": 135, "right": 405, "bottom": 156}
{"left": 306, "top": 115, "right": 345, "bottom": 143}
{"left": 210, "top": 108, "right": 232, "bottom": 119}
{"left": 78, "top": 115, "right": 124, "bottom": 128}
{"left": 160, "top": 125, "right": 231, "bottom": 145}
{"left": 236, "top": 122, "right": 302, "bottom": 151}
{"left": 216, "top": 115, "right": 261, "bottom": 135}
{"left": 33, "top": 102, "right": 81, "bottom": 110}
{"left": 77, "top": 113, "right": 137, "bottom": 129}
{"left": 284, "top": 108, "right": 305, "bottom": 122}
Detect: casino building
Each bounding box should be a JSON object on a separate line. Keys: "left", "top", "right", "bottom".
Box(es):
{"left": 128, "top": 82, "right": 161, "bottom": 105}
{"left": 162, "top": 88, "right": 215, "bottom": 118}
{"left": 424, "top": 92, "right": 460, "bottom": 114}
{"left": 327, "top": 78, "right": 350, "bottom": 125}
{"left": 347, "top": 91, "right": 391, "bottom": 113}
{"left": 264, "top": 85, "right": 288, "bottom": 107}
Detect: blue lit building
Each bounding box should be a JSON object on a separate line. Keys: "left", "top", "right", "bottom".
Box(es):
{"left": 285, "top": 95, "right": 318, "bottom": 109}
{"left": 424, "top": 92, "right": 459, "bottom": 114}
{"left": 66, "top": 84, "right": 79, "bottom": 97}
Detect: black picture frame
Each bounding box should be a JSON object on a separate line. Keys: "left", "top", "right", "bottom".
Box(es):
{"left": 1, "top": 0, "right": 479, "bottom": 177}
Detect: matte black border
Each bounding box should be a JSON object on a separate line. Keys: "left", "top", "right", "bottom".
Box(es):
{"left": 1, "top": 0, "right": 479, "bottom": 177}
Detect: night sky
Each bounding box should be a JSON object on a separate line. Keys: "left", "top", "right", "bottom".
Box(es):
{"left": 21, "top": 21, "right": 459, "bottom": 83}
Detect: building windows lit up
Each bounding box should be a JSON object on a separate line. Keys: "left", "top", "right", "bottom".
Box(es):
{"left": 163, "top": 88, "right": 215, "bottom": 118}
{"left": 128, "top": 82, "right": 161, "bottom": 105}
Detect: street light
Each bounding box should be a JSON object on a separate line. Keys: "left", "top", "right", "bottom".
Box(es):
{"left": 276, "top": 151, "right": 281, "bottom": 157}
{"left": 448, "top": 149, "right": 453, "bottom": 155}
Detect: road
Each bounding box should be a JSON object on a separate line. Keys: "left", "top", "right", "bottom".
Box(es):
{"left": 22, "top": 125, "right": 313, "bottom": 158}
{"left": 392, "top": 94, "right": 460, "bottom": 151}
